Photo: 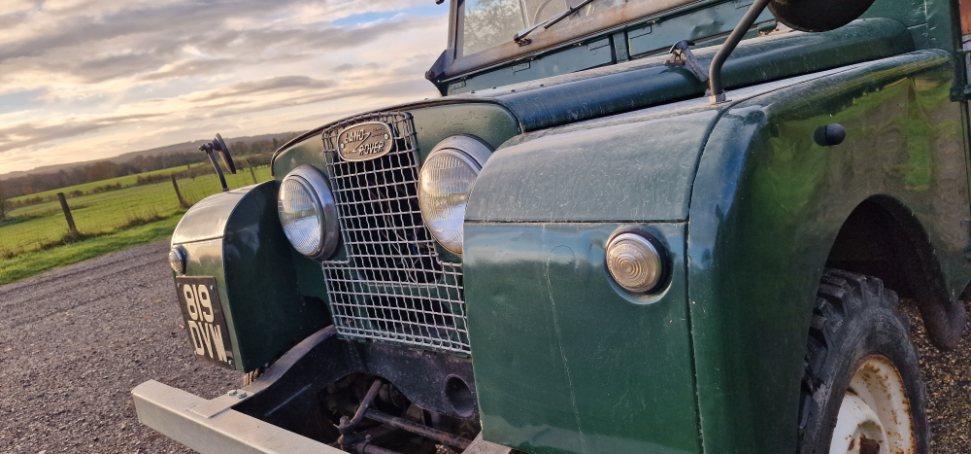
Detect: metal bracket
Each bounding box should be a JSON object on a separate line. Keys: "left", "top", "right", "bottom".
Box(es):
{"left": 185, "top": 389, "right": 253, "bottom": 419}
{"left": 664, "top": 40, "right": 709, "bottom": 83}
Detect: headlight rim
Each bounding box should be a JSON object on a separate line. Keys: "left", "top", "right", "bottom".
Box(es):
{"left": 279, "top": 165, "right": 340, "bottom": 261}
{"left": 418, "top": 135, "right": 493, "bottom": 256}
{"left": 427, "top": 135, "right": 493, "bottom": 170}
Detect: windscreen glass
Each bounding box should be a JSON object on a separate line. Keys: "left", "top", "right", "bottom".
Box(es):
{"left": 462, "top": 0, "right": 628, "bottom": 56}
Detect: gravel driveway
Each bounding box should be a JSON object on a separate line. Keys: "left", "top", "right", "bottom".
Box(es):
{"left": 0, "top": 241, "right": 238, "bottom": 454}
{"left": 0, "top": 241, "right": 967, "bottom": 454}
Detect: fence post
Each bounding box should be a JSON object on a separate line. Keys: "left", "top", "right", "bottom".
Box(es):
{"left": 171, "top": 175, "right": 188, "bottom": 208}
{"left": 57, "top": 192, "right": 79, "bottom": 237}
{"left": 249, "top": 166, "right": 258, "bottom": 185}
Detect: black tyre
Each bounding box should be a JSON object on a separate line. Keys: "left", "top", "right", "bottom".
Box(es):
{"left": 798, "top": 269, "right": 930, "bottom": 454}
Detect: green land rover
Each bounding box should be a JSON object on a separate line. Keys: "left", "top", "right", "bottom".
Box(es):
{"left": 132, "top": 0, "right": 971, "bottom": 453}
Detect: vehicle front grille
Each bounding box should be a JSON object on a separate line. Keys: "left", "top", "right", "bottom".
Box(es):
{"left": 320, "top": 112, "right": 470, "bottom": 354}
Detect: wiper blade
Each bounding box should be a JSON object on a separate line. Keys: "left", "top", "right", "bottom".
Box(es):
{"left": 513, "top": 0, "right": 599, "bottom": 45}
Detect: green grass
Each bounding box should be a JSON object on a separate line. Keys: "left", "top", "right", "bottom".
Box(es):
{"left": 0, "top": 215, "right": 182, "bottom": 285}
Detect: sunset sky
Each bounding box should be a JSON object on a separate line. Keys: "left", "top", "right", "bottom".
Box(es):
{"left": 0, "top": 0, "right": 448, "bottom": 174}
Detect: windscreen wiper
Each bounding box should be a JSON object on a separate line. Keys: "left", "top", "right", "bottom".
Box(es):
{"left": 513, "top": 0, "right": 599, "bottom": 45}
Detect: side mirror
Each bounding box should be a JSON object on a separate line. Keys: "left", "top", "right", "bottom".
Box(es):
{"left": 770, "top": 0, "right": 877, "bottom": 32}
{"left": 212, "top": 133, "right": 237, "bottom": 175}
{"left": 200, "top": 133, "right": 238, "bottom": 192}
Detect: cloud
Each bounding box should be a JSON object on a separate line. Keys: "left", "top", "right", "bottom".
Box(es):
{"left": 0, "top": 113, "right": 160, "bottom": 153}
{"left": 0, "top": 0, "right": 450, "bottom": 173}
{"left": 0, "top": 4, "right": 433, "bottom": 86}
{"left": 135, "top": 58, "right": 237, "bottom": 82}
{"left": 189, "top": 76, "right": 336, "bottom": 102}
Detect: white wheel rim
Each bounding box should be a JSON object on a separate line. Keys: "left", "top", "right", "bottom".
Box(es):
{"left": 829, "top": 355, "right": 916, "bottom": 454}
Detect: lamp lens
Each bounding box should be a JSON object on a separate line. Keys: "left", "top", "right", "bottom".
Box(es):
{"left": 418, "top": 151, "right": 479, "bottom": 255}
{"left": 278, "top": 176, "right": 323, "bottom": 256}
{"left": 606, "top": 233, "right": 663, "bottom": 293}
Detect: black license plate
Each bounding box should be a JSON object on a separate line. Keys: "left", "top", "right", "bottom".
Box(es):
{"left": 175, "top": 276, "right": 234, "bottom": 369}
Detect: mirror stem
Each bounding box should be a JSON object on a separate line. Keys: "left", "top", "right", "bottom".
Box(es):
{"left": 201, "top": 144, "right": 229, "bottom": 192}
{"left": 708, "top": 0, "right": 770, "bottom": 104}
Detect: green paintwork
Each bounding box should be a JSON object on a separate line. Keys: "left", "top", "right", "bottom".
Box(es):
{"left": 173, "top": 182, "right": 332, "bottom": 372}
{"left": 466, "top": 51, "right": 916, "bottom": 223}
{"left": 464, "top": 223, "right": 699, "bottom": 454}
{"left": 468, "top": 108, "right": 720, "bottom": 222}
{"left": 455, "top": 18, "right": 914, "bottom": 132}
{"left": 409, "top": 104, "right": 522, "bottom": 160}
{"left": 686, "top": 49, "right": 970, "bottom": 453}
{"left": 271, "top": 132, "right": 328, "bottom": 181}
{"left": 448, "top": 38, "right": 615, "bottom": 95}
{"left": 462, "top": 49, "right": 971, "bottom": 451}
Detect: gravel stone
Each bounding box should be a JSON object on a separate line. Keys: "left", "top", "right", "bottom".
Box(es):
{"left": 0, "top": 241, "right": 238, "bottom": 454}
{"left": 901, "top": 301, "right": 971, "bottom": 453}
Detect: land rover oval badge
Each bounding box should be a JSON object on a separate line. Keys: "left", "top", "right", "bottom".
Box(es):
{"left": 337, "top": 122, "right": 394, "bottom": 162}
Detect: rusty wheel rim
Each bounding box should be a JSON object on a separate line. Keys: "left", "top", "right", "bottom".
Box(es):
{"left": 829, "top": 355, "right": 916, "bottom": 454}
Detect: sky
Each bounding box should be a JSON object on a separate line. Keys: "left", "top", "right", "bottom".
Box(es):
{"left": 0, "top": 0, "right": 449, "bottom": 175}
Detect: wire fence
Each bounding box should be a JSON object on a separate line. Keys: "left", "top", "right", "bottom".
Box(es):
{"left": 0, "top": 165, "right": 273, "bottom": 258}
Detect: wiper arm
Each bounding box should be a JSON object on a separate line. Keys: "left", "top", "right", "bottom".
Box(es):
{"left": 513, "top": 0, "right": 599, "bottom": 45}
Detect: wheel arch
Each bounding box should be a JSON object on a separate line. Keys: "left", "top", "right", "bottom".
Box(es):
{"left": 824, "top": 194, "right": 968, "bottom": 350}
{"left": 685, "top": 50, "right": 968, "bottom": 453}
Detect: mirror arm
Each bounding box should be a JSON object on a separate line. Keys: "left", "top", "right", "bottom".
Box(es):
{"left": 708, "top": 0, "right": 770, "bottom": 104}
{"left": 200, "top": 143, "right": 229, "bottom": 192}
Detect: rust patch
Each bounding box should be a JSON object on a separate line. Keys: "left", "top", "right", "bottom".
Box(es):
{"left": 859, "top": 436, "right": 881, "bottom": 454}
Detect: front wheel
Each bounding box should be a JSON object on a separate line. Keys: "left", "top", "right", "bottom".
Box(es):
{"left": 798, "top": 270, "right": 930, "bottom": 454}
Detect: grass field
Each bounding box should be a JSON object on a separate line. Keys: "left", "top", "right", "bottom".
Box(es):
{"left": 0, "top": 165, "right": 273, "bottom": 279}
{"left": 0, "top": 215, "right": 183, "bottom": 285}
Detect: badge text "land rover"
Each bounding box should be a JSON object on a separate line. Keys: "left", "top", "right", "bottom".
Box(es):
{"left": 337, "top": 122, "right": 394, "bottom": 162}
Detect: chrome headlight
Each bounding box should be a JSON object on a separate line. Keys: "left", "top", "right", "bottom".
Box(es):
{"left": 278, "top": 166, "right": 340, "bottom": 260}
{"left": 417, "top": 135, "right": 492, "bottom": 255}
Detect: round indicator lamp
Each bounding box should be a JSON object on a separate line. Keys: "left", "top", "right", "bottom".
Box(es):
{"left": 605, "top": 232, "right": 665, "bottom": 293}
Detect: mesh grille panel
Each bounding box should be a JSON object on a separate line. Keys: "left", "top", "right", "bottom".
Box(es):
{"left": 321, "top": 112, "right": 469, "bottom": 354}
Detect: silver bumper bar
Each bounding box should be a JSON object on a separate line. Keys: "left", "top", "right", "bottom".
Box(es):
{"left": 133, "top": 326, "right": 515, "bottom": 454}
{"left": 133, "top": 379, "right": 344, "bottom": 454}
{"left": 133, "top": 380, "right": 513, "bottom": 454}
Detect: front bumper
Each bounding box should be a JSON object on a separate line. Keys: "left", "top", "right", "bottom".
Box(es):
{"left": 133, "top": 326, "right": 508, "bottom": 454}
{"left": 133, "top": 380, "right": 342, "bottom": 454}
{"left": 133, "top": 327, "right": 344, "bottom": 454}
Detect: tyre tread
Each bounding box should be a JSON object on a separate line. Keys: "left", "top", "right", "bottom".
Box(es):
{"left": 797, "top": 269, "right": 926, "bottom": 454}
